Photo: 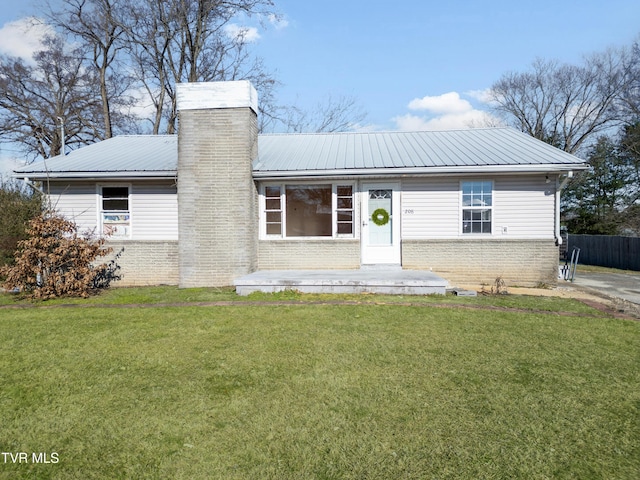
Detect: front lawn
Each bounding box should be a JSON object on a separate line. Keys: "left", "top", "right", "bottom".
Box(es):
{"left": 0, "top": 295, "right": 638, "bottom": 478}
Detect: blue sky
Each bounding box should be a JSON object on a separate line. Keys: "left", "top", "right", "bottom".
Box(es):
{"left": 0, "top": 0, "right": 639, "bottom": 174}
{"left": 255, "top": 0, "right": 639, "bottom": 130}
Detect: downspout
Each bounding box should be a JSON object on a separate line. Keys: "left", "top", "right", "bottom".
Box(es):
{"left": 555, "top": 171, "right": 573, "bottom": 245}
{"left": 21, "top": 177, "right": 44, "bottom": 194}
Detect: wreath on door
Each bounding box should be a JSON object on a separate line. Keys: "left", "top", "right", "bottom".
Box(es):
{"left": 371, "top": 208, "right": 390, "bottom": 226}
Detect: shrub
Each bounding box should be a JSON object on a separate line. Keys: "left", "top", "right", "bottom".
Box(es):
{"left": 0, "top": 178, "right": 42, "bottom": 266}
{"left": 0, "top": 210, "right": 121, "bottom": 299}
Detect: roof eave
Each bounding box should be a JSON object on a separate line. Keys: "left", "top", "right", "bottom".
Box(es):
{"left": 12, "top": 171, "right": 177, "bottom": 181}
{"left": 252, "top": 163, "right": 589, "bottom": 180}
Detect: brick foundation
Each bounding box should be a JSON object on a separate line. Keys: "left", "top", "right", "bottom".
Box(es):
{"left": 258, "top": 240, "right": 360, "bottom": 270}
{"left": 402, "top": 239, "right": 559, "bottom": 287}
{"left": 105, "top": 241, "right": 179, "bottom": 286}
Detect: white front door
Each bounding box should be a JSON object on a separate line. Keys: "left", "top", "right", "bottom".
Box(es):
{"left": 361, "top": 182, "right": 401, "bottom": 265}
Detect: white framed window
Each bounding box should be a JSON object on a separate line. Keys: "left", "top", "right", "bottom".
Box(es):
{"left": 99, "top": 185, "right": 131, "bottom": 238}
{"left": 264, "top": 185, "right": 283, "bottom": 235}
{"left": 461, "top": 180, "right": 492, "bottom": 234}
{"left": 336, "top": 185, "right": 354, "bottom": 236}
{"left": 261, "top": 183, "right": 355, "bottom": 238}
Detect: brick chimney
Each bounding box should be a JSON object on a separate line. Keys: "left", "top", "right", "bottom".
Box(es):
{"left": 176, "top": 81, "right": 259, "bottom": 287}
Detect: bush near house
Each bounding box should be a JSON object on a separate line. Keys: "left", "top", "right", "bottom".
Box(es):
{"left": 0, "top": 210, "right": 120, "bottom": 299}
{"left": 0, "top": 178, "right": 42, "bottom": 266}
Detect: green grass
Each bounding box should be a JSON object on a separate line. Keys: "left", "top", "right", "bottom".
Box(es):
{"left": 0, "top": 294, "right": 638, "bottom": 478}
{"left": 0, "top": 285, "right": 241, "bottom": 306}
{"left": 0, "top": 285, "right": 603, "bottom": 317}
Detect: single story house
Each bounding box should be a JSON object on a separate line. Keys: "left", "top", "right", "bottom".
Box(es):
{"left": 13, "top": 81, "right": 587, "bottom": 289}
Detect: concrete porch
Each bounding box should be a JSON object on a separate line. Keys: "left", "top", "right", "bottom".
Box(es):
{"left": 234, "top": 267, "right": 449, "bottom": 296}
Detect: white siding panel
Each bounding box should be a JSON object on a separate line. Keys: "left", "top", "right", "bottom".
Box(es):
{"left": 131, "top": 182, "right": 178, "bottom": 240}
{"left": 48, "top": 182, "right": 98, "bottom": 233}
{"left": 402, "top": 178, "right": 460, "bottom": 238}
{"left": 494, "top": 175, "right": 555, "bottom": 239}
{"left": 401, "top": 175, "right": 556, "bottom": 239}
{"left": 48, "top": 181, "right": 178, "bottom": 241}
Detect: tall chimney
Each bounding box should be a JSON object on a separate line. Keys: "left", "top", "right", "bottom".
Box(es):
{"left": 176, "top": 81, "right": 259, "bottom": 287}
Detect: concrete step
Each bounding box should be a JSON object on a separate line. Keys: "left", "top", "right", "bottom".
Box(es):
{"left": 234, "top": 269, "right": 448, "bottom": 296}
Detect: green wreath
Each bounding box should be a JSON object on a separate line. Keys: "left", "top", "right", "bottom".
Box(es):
{"left": 371, "top": 208, "right": 390, "bottom": 226}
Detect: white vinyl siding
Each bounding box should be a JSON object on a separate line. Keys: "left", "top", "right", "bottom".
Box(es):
{"left": 48, "top": 181, "right": 178, "bottom": 241}
{"left": 131, "top": 183, "right": 178, "bottom": 240}
{"left": 493, "top": 176, "right": 555, "bottom": 238}
{"left": 401, "top": 175, "right": 555, "bottom": 239}
{"left": 402, "top": 178, "right": 460, "bottom": 238}
{"left": 48, "top": 182, "right": 98, "bottom": 234}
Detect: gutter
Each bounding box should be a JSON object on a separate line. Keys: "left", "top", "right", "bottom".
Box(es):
{"left": 12, "top": 171, "right": 177, "bottom": 181}
{"left": 252, "top": 163, "right": 589, "bottom": 180}
{"left": 555, "top": 171, "right": 574, "bottom": 245}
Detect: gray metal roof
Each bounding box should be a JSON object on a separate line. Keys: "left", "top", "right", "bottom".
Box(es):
{"left": 14, "top": 135, "right": 177, "bottom": 179}
{"left": 13, "top": 128, "right": 586, "bottom": 180}
{"left": 254, "top": 128, "right": 587, "bottom": 178}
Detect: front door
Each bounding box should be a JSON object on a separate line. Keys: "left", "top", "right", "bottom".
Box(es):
{"left": 361, "top": 182, "right": 401, "bottom": 265}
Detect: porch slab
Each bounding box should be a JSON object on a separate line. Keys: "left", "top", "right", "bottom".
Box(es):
{"left": 234, "top": 268, "right": 449, "bottom": 296}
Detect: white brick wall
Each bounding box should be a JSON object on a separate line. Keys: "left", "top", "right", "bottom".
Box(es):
{"left": 105, "top": 241, "right": 179, "bottom": 286}
{"left": 402, "top": 239, "right": 559, "bottom": 286}
{"left": 258, "top": 240, "right": 360, "bottom": 269}
{"left": 177, "top": 106, "right": 259, "bottom": 287}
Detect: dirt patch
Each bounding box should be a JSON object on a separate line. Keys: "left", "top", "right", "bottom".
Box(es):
{"left": 457, "top": 284, "right": 639, "bottom": 320}
{"left": 459, "top": 284, "right": 603, "bottom": 300}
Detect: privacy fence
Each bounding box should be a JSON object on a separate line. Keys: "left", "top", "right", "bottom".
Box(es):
{"left": 567, "top": 235, "right": 640, "bottom": 271}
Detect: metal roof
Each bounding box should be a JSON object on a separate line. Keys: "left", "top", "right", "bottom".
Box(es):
{"left": 254, "top": 128, "right": 587, "bottom": 178}
{"left": 13, "top": 135, "right": 177, "bottom": 179}
{"left": 13, "top": 128, "right": 586, "bottom": 180}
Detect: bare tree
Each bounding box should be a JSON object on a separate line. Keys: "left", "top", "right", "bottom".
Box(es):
{"left": 2, "top": 0, "right": 370, "bottom": 155}
{"left": 123, "top": 0, "right": 278, "bottom": 134}
{"left": 619, "top": 39, "right": 640, "bottom": 121}
{"left": 45, "top": 0, "right": 136, "bottom": 138}
{"left": 0, "top": 35, "right": 104, "bottom": 160}
{"left": 275, "top": 94, "right": 368, "bottom": 133}
{"left": 489, "top": 49, "right": 633, "bottom": 154}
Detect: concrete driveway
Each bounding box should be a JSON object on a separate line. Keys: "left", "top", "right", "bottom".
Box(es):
{"left": 572, "top": 271, "right": 640, "bottom": 305}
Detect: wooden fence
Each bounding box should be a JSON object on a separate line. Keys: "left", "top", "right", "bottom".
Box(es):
{"left": 567, "top": 235, "right": 640, "bottom": 271}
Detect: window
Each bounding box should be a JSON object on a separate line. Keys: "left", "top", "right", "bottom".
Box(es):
{"left": 461, "top": 181, "right": 492, "bottom": 234}
{"left": 286, "top": 185, "right": 332, "bottom": 236}
{"left": 101, "top": 186, "right": 131, "bottom": 237}
{"left": 263, "top": 183, "right": 354, "bottom": 238}
{"left": 265, "top": 186, "right": 282, "bottom": 235}
{"left": 336, "top": 186, "right": 354, "bottom": 235}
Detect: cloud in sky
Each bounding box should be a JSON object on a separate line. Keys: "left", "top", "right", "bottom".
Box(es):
{"left": 267, "top": 13, "right": 289, "bottom": 30}
{"left": 408, "top": 91, "right": 472, "bottom": 115}
{"left": 0, "top": 17, "right": 53, "bottom": 59}
{"left": 466, "top": 88, "right": 495, "bottom": 104}
{"left": 224, "top": 23, "right": 261, "bottom": 42}
{"left": 0, "top": 154, "right": 24, "bottom": 179}
{"left": 393, "top": 91, "right": 500, "bottom": 131}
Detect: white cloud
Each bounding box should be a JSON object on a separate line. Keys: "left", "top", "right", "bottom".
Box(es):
{"left": 267, "top": 13, "right": 289, "bottom": 30}
{"left": 394, "top": 90, "right": 502, "bottom": 131}
{"left": 224, "top": 23, "right": 261, "bottom": 42}
{"left": 466, "top": 88, "right": 495, "bottom": 104}
{"left": 392, "top": 114, "right": 431, "bottom": 131}
{"left": 0, "top": 17, "right": 53, "bottom": 60}
{"left": 408, "top": 91, "right": 472, "bottom": 114}
{"left": 0, "top": 154, "right": 24, "bottom": 179}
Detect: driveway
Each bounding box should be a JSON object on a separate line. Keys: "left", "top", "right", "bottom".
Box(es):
{"left": 572, "top": 272, "right": 640, "bottom": 305}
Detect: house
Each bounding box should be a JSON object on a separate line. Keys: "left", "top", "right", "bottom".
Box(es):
{"left": 13, "top": 80, "right": 587, "bottom": 290}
